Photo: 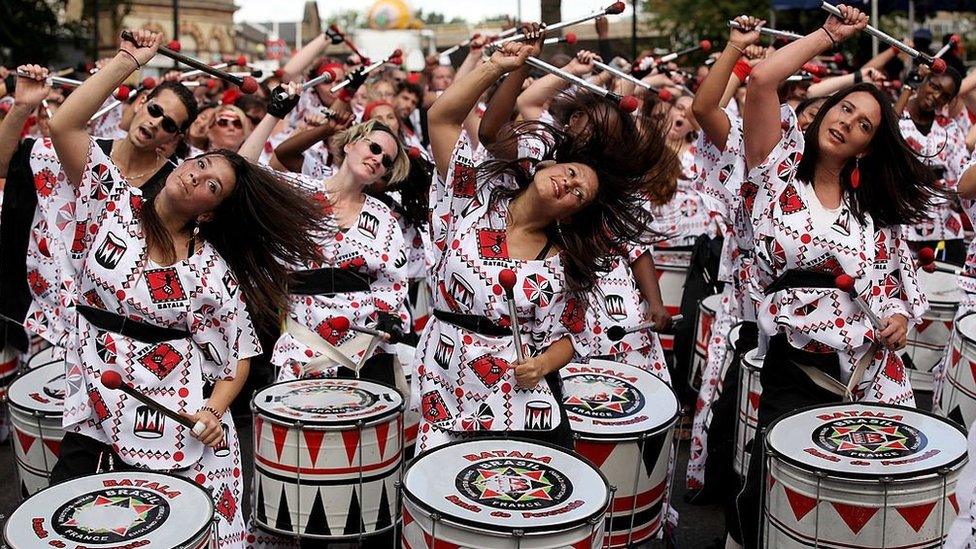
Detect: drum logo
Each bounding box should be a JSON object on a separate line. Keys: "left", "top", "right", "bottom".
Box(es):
{"left": 456, "top": 458, "right": 571, "bottom": 510}
{"left": 278, "top": 385, "right": 378, "bottom": 415}
{"left": 813, "top": 418, "right": 926, "bottom": 460}
{"left": 562, "top": 373, "right": 645, "bottom": 419}
{"left": 52, "top": 487, "right": 169, "bottom": 543}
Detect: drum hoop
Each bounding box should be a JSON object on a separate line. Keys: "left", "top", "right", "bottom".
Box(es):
{"left": 763, "top": 401, "right": 968, "bottom": 481}
{"left": 251, "top": 378, "right": 404, "bottom": 428}
{"left": 253, "top": 518, "right": 398, "bottom": 540}
{"left": 570, "top": 410, "right": 680, "bottom": 441}
{"left": 957, "top": 312, "right": 976, "bottom": 346}
{"left": 401, "top": 436, "right": 611, "bottom": 533}
{"left": 3, "top": 470, "right": 214, "bottom": 545}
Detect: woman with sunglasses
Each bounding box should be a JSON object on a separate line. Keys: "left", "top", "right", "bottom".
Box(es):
{"left": 44, "top": 30, "right": 328, "bottom": 549}
{"left": 189, "top": 104, "right": 253, "bottom": 155}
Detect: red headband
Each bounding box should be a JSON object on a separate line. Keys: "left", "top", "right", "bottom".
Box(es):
{"left": 363, "top": 100, "right": 394, "bottom": 121}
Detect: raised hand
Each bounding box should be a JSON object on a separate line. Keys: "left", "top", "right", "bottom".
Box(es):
{"left": 730, "top": 15, "right": 766, "bottom": 48}
{"left": 566, "top": 50, "right": 602, "bottom": 77}
{"left": 13, "top": 64, "right": 51, "bottom": 108}
{"left": 823, "top": 4, "right": 868, "bottom": 43}
{"left": 487, "top": 42, "right": 533, "bottom": 74}
{"left": 119, "top": 28, "right": 163, "bottom": 67}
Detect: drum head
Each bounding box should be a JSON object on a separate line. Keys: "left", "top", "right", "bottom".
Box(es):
{"left": 560, "top": 360, "right": 678, "bottom": 439}
{"left": 403, "top": 438, "right": 608, "bottom": 533}
{"left": 7, "top": 362, "right": 65, "bottom": 417}
{"left": 252, "top": 378, "right": 403, "bottom": 427}
{"left": 957, "top": 314, "right": 976, "bottom": 346}
{"left": 4, "top": 471, "right": 213, "bottom": 548}
{"left": 766, "top": 403, "right": 967, "bottom": 479}
{"left": 918, "top": 264, "right": 961, "bottom": 306}
{"left": 742, "top": 348, "right": 762, "bottom": 372}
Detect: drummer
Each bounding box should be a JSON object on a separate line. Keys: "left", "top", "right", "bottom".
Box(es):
{"left": 734, "top": 6, "right": 936, "bottom": 546}
{"left": 40, "top": 31, "right": 328, "bottom": 548}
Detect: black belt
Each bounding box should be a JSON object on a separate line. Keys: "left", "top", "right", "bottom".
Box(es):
{"left": 433, "top": 310, "right": 512, "bottom": 337}
{"left": 764, "top": 269, "right": 837, "bottom": 295}
{"left": 289, "top": 268, "right": 375, "bottom": 295}
{"left": 76, "top": 305, "right": 190, "bottom": 344}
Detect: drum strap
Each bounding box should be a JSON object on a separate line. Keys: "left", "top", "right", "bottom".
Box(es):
{"left": 763, "top": 269, "right": 836, "bottom": 295}
{"left": 77, "top": 305, "right": 190, "bottom": 344}
{"left": 283, "top": 317, "right": 379, "bottom": 375}
{"left": 793, "top": 342, "right": 877, "bottom": 402}
{"left": 289, "top": 268, "right": 375, "bottom": 295}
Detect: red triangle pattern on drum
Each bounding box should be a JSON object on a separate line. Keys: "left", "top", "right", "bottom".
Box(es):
{"left": 254, "top": 416, "right": 263, "bottom": 453}
{"left": 783, "top": 486, "right": 818, "bottom": 521}
{"left": 341, "top": 429, "right": 360, "bottom": 465}
{"left": 573, "top": 539, "right": 594, "bottom": 549}
{"left": 375, "top": 420, "right": 390, "bottom": 459}
{"left": 574, "top": 439, "right": 614, "bottom": 468}
{"left": 44, "top": 438, "right": 60, "bottom": 457}
{"left": 748, "top": 391, "right": 760, "bottom": 412}
{"left": 895, "top": 501, "right": 936, "bottom": 532}
{"left": 953, "top": 346, "right": 962, "bottom": 367}
{"left": 950, "top": 493, "right": 959, "bottom": 514}
{"left": 969, "top": 359, "right": 976, "bottom": 383}
{"left": 303, "top": 430, "right": 325, "bottom": 467}
{"left": 271, "top": 423, "right": 288, "bottom": 461}
{"left": 767, "top": 473, "right": 776, "bottom": 490}
{"left": 831, "top": 502, "right": 878, "bottom": 534}
{"left": 15, "top": 430, "right": 35, "bottom": 455}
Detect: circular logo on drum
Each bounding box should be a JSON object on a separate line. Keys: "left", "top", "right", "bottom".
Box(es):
{"left": 52, "top": 487, "right": 170, "bottom": 543}
{"left": 813, "top": 417, "right": 926, "bottom": 460}
{"left": 562, "top": 373, "right": 644, "bottom": 419}
{"left": 279, "top": 385, "right": 378, "bottom": 415}
{"left": 455, "top": 458, "right": 571, "bottom": 510}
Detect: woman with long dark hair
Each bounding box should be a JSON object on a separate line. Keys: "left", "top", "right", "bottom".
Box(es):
{"left": 415, "top": 40, "right": 676, "bottom": 451}
{"left": 44, "top": 30, "right": 329, "bottom": 548}
{"left": 735, "top": 7, "right": 935, "bottom": 546}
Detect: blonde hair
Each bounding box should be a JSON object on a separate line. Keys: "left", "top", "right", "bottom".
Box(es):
{"left": 211, "top": 104, "right": 253, "bottom": 134}
{"left": 329, "top": 120, "right": 409, "bottom": 185}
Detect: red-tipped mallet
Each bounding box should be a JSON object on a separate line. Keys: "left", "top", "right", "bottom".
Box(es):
{"left": 101, "top": 370, "right": 206, "bottom": 435}
{"left": 607, "top": 314, "right": 685, "bottom": 341}
{"left": 543, "top": 33, "right": 577, "bottom": 46}
{"left": 835, "top": 274, "right": 884, "bottom": 329}
{"left": 917, "top": 247, "right": 965, "bottom": 276}
{"left": 657, "top": 40, "right": 712, "bottom": 64}
{"left": 728, "top": 20, "right": 803, "bottom": 41}
{"left": 331, "top": 49, "right": 403, "bottom": 93}
{"left": 328, "top": 24, "right": 368, "bottom": 61}
{"left": 499, "top": 269, "right": 526, "bottom": 363}
{"left": 524, "top": 55, "right": 639, "bottom": 112}
{"left": 120, "top": 30, "right": 259, "bottom": 93}
{"left": 820, "top": 2, "right": 945, "bottom": 73}
{"left": 592, "top": 59, "right": 673, "bottom": 102}
{"left": 330, "top": 315, "right": 399, "bottom": 342}
{"left": 89, "top": 77, "right": 156, "bottom": 122}
{"left": 490, "top": 2, "right": 626, "bottom": 48}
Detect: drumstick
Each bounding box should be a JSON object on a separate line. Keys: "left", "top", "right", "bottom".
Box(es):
{"left": 657, "top": 40, "right": 713, "bottom": 64}
{"left": 330, "top": 316, "right": 403, "bottom": 343}
{"left": 544, "top": 33, "right": 577, "bottom": 46}
{"left": 820, "top": 2, "right": 946, "bottom": 73}
{"left": 727, "top": 20, "right": 803, "bottom": 41}
{"left": 490, "top": 2, "right": 626, "bottom": 48}
{"left": 933, "top": 36, "right": 961, "bottom": 59}
{"left": 120, "top": 30, "right": 259, "bottom": 93}
{"left": 100, "top": 370, "right": 206, "bottom": 435}
{"left": 440, "top": 33, "right": 483, "bottom": 59}
{"left": 607, "top": 314, "right": 685, "bottom": 341}
{"left": 524, "top": 55, "right": 640, "bottom": 113}
{"left": 327, "top": 24, "right": 368, "bottom": 62}
{"left": 88, "top": 78, "right": 158, "bottom": 122}
{"left": 834, "top": 274, "right": 885, "bottom": 330}
{"left": 499, "top": 269, "right": 526, "bottom": 363}
{"left": 592, "top": 59, "right": 675, "bottom": 102}
{"left": 918, "top": 247, "right": 967, "bottom": 276}
{"left": 330, "top": 49, "right": 403, "bottom": 93}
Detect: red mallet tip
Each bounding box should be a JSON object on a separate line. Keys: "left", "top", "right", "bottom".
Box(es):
{"left": 918, "top": 247, "right": 936, "bottom": 265}
{"left": 951, "top": 34, "right": 962, "bottom": 44}
{"left": 167, "top": 40, "right": 181, "bottom": 52}
{"left": 700, "top": 40, "right": 712, "bottom": 52}
{"left": 329, "top": 316, "right": 351, "bottom": 332}
{"left": 101, "top": 370, "right": 123, "bottom": 390}
{"left": 240, "top": 76, "right": 259, "bottom": 94}
{"left": 658, "top": 89, "right": 673, "bottom": 102}
{"left": 114, "top": 85, "right": 130, "bottom": 101}
{"left": 833, "top": 53, "right": 845, "bottom": 64}
{"left": 922, "top": 262, "right": 936, "bottom": 273}
{"left": 236, "top": 55, "right": 247, "bottom": 67}
{"left": 931, "top": 58, "right": 947, "bottom": 74}
{"left": 273, "top": 68, "right": 284, "bottom": 78}
{"left": 320, "top": 67, "right": 337, "bottom": 82}
{"left": 407, "top": 146, "right": 422, "bottom": 159}
{"left": 606, "top": 2, "right": 626, "bottom": 14}
{"left": 141, "top": 77, "right": 157, "bottom": 90}
{"left": 618, "top": 95, "right": 639, "bottom": 113}
{"left": 499, "top": 269, "right": 517, "bottom": 290}
{"left": 389, "top": 56, "right": 403, "bottom": 66}
{"left": 206, "top": 78, "right": 219, "bottom": 90}
{"left": 565, "top": 33, "right": 578, "bottom": 45}
{"left": 835, "top": 274, "right": 856, "bottom": 293}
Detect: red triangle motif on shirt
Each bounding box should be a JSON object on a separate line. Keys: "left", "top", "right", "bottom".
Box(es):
{"left": 831, "top": 502, "right": 878, "bottom": 534}
{"left": 270, "top": 423, "right": 289, "bottom": 461}
{"left": 15, "top": 430, "right": 35, "bottom": 455}
{"left": 302, "top": 430, "right": 325, "bottom": 467}
{"left": 374, "top": 420, "right": 391, "bottom": 459}
{"left": 883, "top": 354, "right": 904, "bottom": 384}
{"left": 574, "top": 439, "right": 615, "bottom": 468}
{"left": 784, "top": 486, "right": 818, "bottom": 521}
{"left": 341, "top": 429, "right": 360, "bottom": 465}
{"left": 44, "top": 438, "right": 61, "bottom": 457}
{"left": 895, "top": 501, "right": 936, "bottom": 532}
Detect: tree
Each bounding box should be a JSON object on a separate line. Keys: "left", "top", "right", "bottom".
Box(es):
{"left": 329, "top": 9, "right": 365, "bottom": 31}
{"left": 644, "top": 0, "right": 769, "bottom": 43}
{"left": 0, "top": 0, "right": 89, "bottom": 65}
{"left": 541, "top": 0, "right": 562, "bottom": 30}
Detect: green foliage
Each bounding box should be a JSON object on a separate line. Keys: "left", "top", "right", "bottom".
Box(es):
{"left": 0, "top": 0, "right": 86, "bottom": 65}
{"left": 644, "top": 0, "right": 770, "bottom": 43}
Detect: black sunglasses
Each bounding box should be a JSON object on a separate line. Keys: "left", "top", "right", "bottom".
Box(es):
{"left": 146, "top": 102, "right": 181, "bottom": 134}
{"left": 216, "top": 117, "right": 243, "bottom": 129}
{"left": 366, "top": 140, "right": 394, "bottom": 170}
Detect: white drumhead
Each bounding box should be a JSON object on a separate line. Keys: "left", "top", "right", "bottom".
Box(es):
{"left": 918, "top": 264, "right": 961, "bottom": 306}
{"left": 766, "top": 403, "right": 967, "bottom": 478}
{"left": 561, "top": 360, "right": 678, "bottom": 438}
{"left": 253, "top": 378, "right": 403, "bottom": 427}
{"left": 727, "top": 324, "right": 743, "bottom": 351}
{"left": 957, "top": 314, "right": 976, "bottom": 345}
{"left": 7, "top": 362, "right": 65, "bottom": 417}
{"left": 403, "top": 438, "right": 608, "bottom": 532}
{"left": 4, "top": 471, "right": 213, "bottom": 547}
{"left": 700, "top": 294, "right": 722, "bottom": 315}
{"left": 27, "top": 345, "right": 59, "bottom": 370}
{"left": 742, "top": 348, "right": 762, "bottom": 372}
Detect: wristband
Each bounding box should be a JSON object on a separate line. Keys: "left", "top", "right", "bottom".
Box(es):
{"left": 118, "top": 49, "right": 142, "bottom": 69}
{"left": 853, "top": 70, "right": 863, "bottom": 84}
{"left": 820, "top": 26, "right": 838, "bottom": 49}
{"left": 733, "top": 59, "right": 752, "bottom": 81}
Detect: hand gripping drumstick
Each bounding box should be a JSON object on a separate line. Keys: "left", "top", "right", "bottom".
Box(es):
{"left": 499, "top": 269, "right": 526, "bottom": 363}
{"left": 329, "top": 315, "right": 404, "bottom": 343}
{"left": 607, "top": 314, "right": 685, "bottom": 341}
{"left": 327, "top": 24, "right": 368, "bottom": 62}
{"left": 834, "top": 274, "right": 885, "bottom": 330}
{"left": 330, "top": 49, "right": 403, "bottom": 93}
{"left": 820, "top": 2, "right": 946, "bottom": 73}
{"left": 120, "top": 30, "right": 259, "bottom": 93}
{"left": 490, "top": 2, "right": 626, "bottom": 48}
{"left": 592, "top": 59, "right": 675, "bottom": 102}
{"left": 272, "top": 68, "right": 338, "bottom": 102}
{"left": 524, "top": 55, "right": 640, "bottom": 113}
{"left": 100, "top": 370, "right": 207, "bottom": 435}
{"left": 727, "top": 20, "right": 803, "bottom": 41}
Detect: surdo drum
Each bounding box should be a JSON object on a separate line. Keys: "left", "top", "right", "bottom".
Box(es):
{"left": 561, "top": 360, "right": 679, "bottom": 547}
{"left": 401, "top": 438, "right": 610, "bottom": 548}
{"left": 251, "top": 378, "right": 404, "bottom": 540}
{"left": 904, "top": 265, "right": 960, "bottom": 392}
{"left": 691, "top": 293, "right": 722, "bottom": 391}
{"left": 3, "top": 471, "right": 215, "bottom": 548}
{"left": 653, "top": 250, "right": 691, "bottom": 351}
{"left": 0, "top": 344, "right": 20, "bottom": 399}
{"left": 735, "top": 347, "right": 763, "bottom": 479}
{"left": 7, "top": 361, "right": 66, "bottom": 497}
{"left": 762, "top": 403, "right": 967, "bottom": 548}
{"left": 935, "top": 313, "right": 976, "bottom": 429}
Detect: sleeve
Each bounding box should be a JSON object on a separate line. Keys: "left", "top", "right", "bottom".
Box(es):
{"left": 531, "top": 289, "right": 591, "bottom": 358}
{"left": 745, "top": 104, "right": 804, "bottom": 225}
{"left": 943, "top": 122, "right": 970, "bottom": 184}
{"left": 694, "top": 109, "right": 743, "bottom": 220}
{"left": 190, "top": 271, "right": 263, "bottom": 382}
{"left": 871, "top": 227, "right": 928, "bottom": 324}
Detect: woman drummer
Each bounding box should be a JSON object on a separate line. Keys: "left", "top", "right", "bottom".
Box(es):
{"left": 44, "top": 30, "right": 328, "bottom": 548}
{"left": 735, "top": 6, "right": 936, "bottom": 545}
{"left": 415, "top": 40, "right": 675, "bottom": 452}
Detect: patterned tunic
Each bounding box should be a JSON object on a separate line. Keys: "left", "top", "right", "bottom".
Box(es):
{"left": 750, "top": 106, "right": 927, "bottom": 405}
{"left": 60, "top": 140, "right": 261, "bottom": 548}
{"left": 413, "top": 135, "right": 587, "bottom": 451}
{"left": 649, "top": 146, "right": 717, "bottom": 248}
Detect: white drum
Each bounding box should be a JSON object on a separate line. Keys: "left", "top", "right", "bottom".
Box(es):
{"left": 904, "top": 266, "right": 960, "bottom": 392}
{"left": 735, "top": 348, "right": 763, "bottom": 478}
{"left": 763, "top": 403, "right": 967, "bottom": 548}
{"left": 936, "top": 313, "right": 976, "bottom": 429}
{"left": 251, "top": 378, "right": 404, "bottom": 540}
{"left": 562, "top": 360, "right": 679, "bottom": 547}
{"left": 7, "top": 361, "right": 66, "bottom": 498}
{"left": 653, "top": 250, "right": 691, "bottom": 351}
{"left": 402, "top": 438, "right": 610, "bottom": 548}
{"left": 3, "top": 471, "right": 215, "bottom": 548}
{"left": 691, "top": 294, "right": 722, "bottom": 391}
{"left": 395, "top": 343, "right": 420, "bottom": 460}
{"left": 25, "top": 344, "right": 59, "bottom": 372}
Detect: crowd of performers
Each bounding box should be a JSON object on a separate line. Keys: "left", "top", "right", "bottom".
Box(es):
{"left": 4, "top": 4, "right": 976, "bottom": 547}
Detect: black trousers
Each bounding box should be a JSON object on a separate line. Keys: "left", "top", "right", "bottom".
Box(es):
{"left": 735, "top": 334, "right": 843, "bottom": 548}
{"left": 50, "top": 432, "right": 139, "bottom": 485}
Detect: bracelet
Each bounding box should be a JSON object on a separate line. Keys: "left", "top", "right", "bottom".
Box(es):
{"left": 200, "top": 405, "right": 221, "bottom": 419}
{"left": 853, "top": 70, "right": 863, "bottom": 84}
{"left": 820, "top": 26, "right": 838, "bottom": 49}
{"left": 118, "top": 49, "right": 141, "bottom": 69}
{"left": 727, "top": 42, "right": 746, "bottom": 56}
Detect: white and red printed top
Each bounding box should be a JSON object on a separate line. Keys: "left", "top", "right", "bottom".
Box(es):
{"left": 61, "top": 141, "right": 261, "bottom": 470}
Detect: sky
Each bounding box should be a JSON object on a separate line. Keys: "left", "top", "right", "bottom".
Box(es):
{"left": 234, "top": 0, "right": 633, "bottom": 24}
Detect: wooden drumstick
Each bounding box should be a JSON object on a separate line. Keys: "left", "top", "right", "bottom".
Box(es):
{"left": 100, "top": 370, "right": 205, "bottom": 435}
{"left": 835, "top": 274, "right": 884, "bottom": 330}
{"left": 499, "top": 269, "right": 526, "bottom": 363}
{"left": 607, "top": 314, "right": 685, "bottom": 341}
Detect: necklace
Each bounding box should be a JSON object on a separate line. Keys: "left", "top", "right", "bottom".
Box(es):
{"left": 110, "top": 142, "right": 165, "bottom": 182}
